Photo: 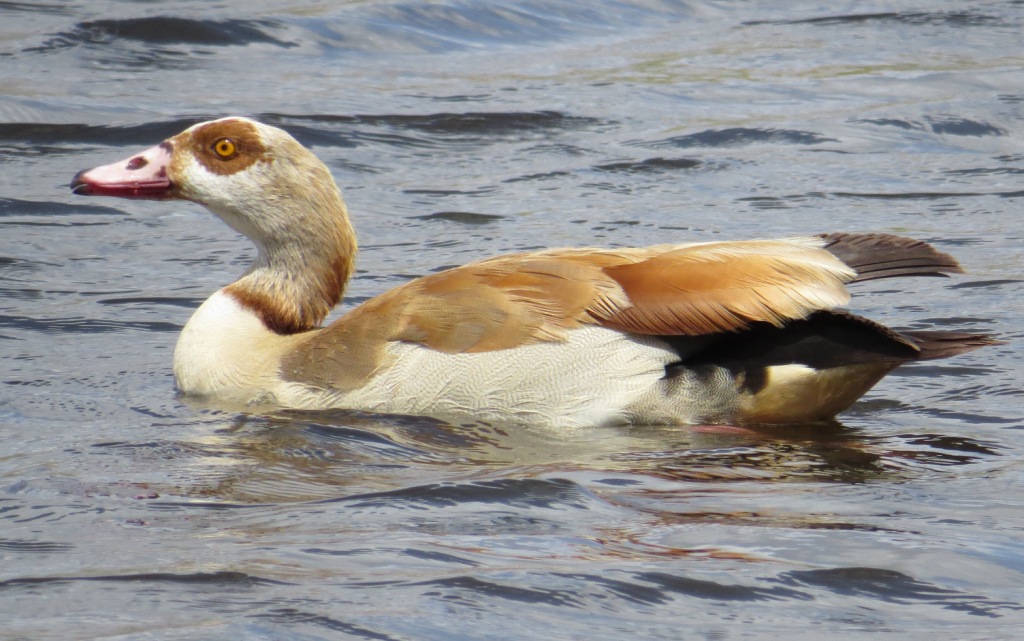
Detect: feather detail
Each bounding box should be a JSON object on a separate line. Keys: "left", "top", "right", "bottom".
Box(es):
{"left": 597, "top": 239, "right": 854, "bottom": 334}
{"left": 284, "top": 238, "right": 858, "bottom": 390}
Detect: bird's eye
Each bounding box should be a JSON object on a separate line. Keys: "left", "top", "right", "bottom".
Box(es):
{"left": 212, "top": 138, "right": 237, "bottom": 159}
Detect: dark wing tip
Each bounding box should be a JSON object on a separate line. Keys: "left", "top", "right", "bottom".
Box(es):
{"left": 819, "top": 232, "right": 965, "bottom": 282}
{"left": 900, "top": 330, "right": 1004, "bottom": 361}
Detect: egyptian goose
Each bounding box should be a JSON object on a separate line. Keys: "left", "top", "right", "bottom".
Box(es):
{"left": 70, "top": 117, "right": 996, "bottom": 428}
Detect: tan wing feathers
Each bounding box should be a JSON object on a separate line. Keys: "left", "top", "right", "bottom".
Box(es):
{"left": 396, "top": 257, "right": 626, "bottom": 352}
{"left": 285, "top": 238, "right": 859, "bottom": 390}
{"left": 596, "top": 241, "right": 854, "bottom": 334}
{"left": 280, "top": 305, "right": 394, "bottom": 391}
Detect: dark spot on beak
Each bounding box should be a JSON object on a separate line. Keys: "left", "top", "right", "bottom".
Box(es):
{"left": 126, "top": 156, "right": 149, "bottom": 170}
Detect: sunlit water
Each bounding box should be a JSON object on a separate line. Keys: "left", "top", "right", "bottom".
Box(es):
{"left": 2, "top": 2, "right": 1023, "bottom": 640}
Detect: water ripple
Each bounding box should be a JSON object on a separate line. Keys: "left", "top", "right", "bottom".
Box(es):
{"left": 745, "top": 11, "right": 1006, "bottom": 28}
{"left": 645, "top": 127, "right": 836, "bottom": 149}
{"left": 593, "top": 157, "right": 703, "bottom": 174}
{"left": 412, "top": 211, "right": 505, "bottom": 224}
{"left": 0, "top": 538, "right": 74, "bottom": 553}
{"left": 254, "top": 608, "right": 402, "bottom": 641}
{"left": 0, "top": 570, "right": 290, "bottom": 591}
{"left": 0, "top": 1, "right": 68, "bottom": 14}
{"left": 855, "top": 117, "right": 1008, "bottom": 137}
{"left": 0, "top": 314, "right": 180, "bottom": 334}
{"left": 323, "top": 478, "right": 589, "bottom": 510}
{"left": 775, "top": 567, "right": 1023, "bottom": 617}
{"left": 36, "top": 17, "right": 295, "bottom": 50}
{"left": 0, "top": 120, "right": 202, "bottom": 147}
{"left": 0, "top": 198, "right": 123, "bottom": 218}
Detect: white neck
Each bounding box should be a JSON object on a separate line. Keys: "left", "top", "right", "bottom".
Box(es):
{"left": 172, "top": 289, "right": 301, "bottom": 400}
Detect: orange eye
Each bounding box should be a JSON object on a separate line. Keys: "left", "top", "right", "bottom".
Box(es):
{"left": 213, "top": 138, "right": 237, "bottom": 159}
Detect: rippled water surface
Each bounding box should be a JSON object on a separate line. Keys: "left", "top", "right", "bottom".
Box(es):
{"left": 2, "top": 1, "right": 1024, "bottom": 639}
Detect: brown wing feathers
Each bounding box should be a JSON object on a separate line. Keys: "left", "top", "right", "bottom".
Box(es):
{"left": 398, "top": 239, "right": 859, "bottom": 343}
{"left": 596, "top": 241, "right": 854, "bottom": 335}
{"left": 394, "top": 259, "right": 612, "bottom": 352}
{"left": 820, "top": 232, "right": 964, "bottom": 282}
{"left": 339, "top": 233, "right": 953, "bottom": 351}
{"left": 453, "top": 233, "right": 970, "bottom": 342}
{"left": 287, "top": 233, "right": 980, "bottom": 391}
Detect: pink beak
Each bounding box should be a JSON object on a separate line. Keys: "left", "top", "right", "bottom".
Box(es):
{"left": 71, "top": 141, "right": 175, "bottom": 200}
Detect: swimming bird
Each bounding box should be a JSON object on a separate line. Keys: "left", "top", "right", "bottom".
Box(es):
{"left": 70, "top": 117, "right": 996, "bottom": 428}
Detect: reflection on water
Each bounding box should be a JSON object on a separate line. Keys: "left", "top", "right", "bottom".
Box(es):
{"left": 2, "top": 1, "right": 1023, "bottom": 639}
{"left": 130, "top": 408, "right": 1005, "bottom": 507}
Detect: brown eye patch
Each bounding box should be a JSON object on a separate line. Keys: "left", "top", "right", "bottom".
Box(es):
{"left": 187, "top": 119, "right": 268, "bottom": 176}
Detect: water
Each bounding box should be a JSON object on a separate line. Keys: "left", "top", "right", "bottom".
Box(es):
{"left": 2, "top": 1, "right": 1023, "bottom": 639}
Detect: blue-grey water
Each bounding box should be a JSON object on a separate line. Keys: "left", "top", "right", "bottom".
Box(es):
{"left": 2, "top": 2, "right": 1023, "bottom": 640}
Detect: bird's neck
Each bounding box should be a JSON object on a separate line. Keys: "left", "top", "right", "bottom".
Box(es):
{"left": 222, "top": 191, "right": 358, "bottom": 335}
